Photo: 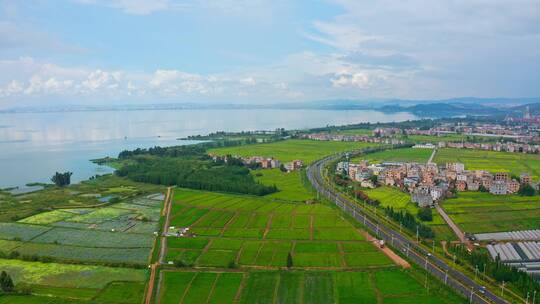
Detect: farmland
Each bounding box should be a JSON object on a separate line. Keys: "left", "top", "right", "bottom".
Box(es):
{"left": 0, "top": 191, "right": 163, "bottom": 265}
{"left": 253, "top": 169, "right": 313, "bottom": 202}
{"left": 363, "top": 187, "right": 456, "bottom": 241}
{"left": 352, "top": 147, "right": 432, "bottom": 164}
{"left": 157, "top": 187, "right": 463, "bottom": 303}
{"left": 0, "top": 174, "right": 163, "bottom": 222}
{"left": 158, "top": 268, "right": 462, "bottom": 304}
{"left": 0, "top": 258, "right": 146, "bottom": 303}
{"left": 435, "top": 148, "right": 540, "bottom": 180}
{"left": 443, "top": 192, "right": 540, "bottom": 234}
{"left": 209, "top": 139, "right": 381, "bottom": 165}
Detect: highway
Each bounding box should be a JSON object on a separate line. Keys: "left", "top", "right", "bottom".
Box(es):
{"left": 307, "top": 154, "right": 509, "bottom": 304}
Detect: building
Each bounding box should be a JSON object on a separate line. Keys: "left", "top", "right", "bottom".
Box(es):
{"left": 495, "top": 172, "right": 509, "bottom": 181}
{"left": 507, "top": 179, "right": 520, "bottom": 194}
{"left": 520, "top": 173, "right": 532, "bottom": 185}
{"left": 490, "top": 180, "right": 508, "bottom": 195}
{"left": 412, "top": 186, "right": 434, "bottom": 207}
{"left": 446, "top": 163, "right": 465, "bottom": 173}
{"left": 456, "top": 180, "right": 467, "bottom": 191}
{"left": 467, "top": 181, "right": 480, "bottom": 191}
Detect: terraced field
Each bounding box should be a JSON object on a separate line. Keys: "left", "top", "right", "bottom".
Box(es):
{"left": 435, "top": 148, "right": 540, "bottom": 180}
{"left": 443, "top": 192, "right": 540, "bottom": 234}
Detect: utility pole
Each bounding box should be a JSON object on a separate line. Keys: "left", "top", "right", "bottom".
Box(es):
{"left": 469, "top": 287, "right": 474, "bottom": 304}
{"left": 453, "top": 254, "right": 456, "bottom": 267}
{"left": 432, "top": 240, "right": 435, "bottom": 252}
{"left": 501, "top": 281, "right": 505, "bottom": 297}
{"left": 533, "top": 290, "right": 536, "bottom": 304}
{"left": 444, "top": 269, "right": 448, "bottom": 285}
{"left": 474, "top": 265, "right": 478, "bottom": 281}
{"left": 526, "top": 292, "right": 530, "bottom": 304}
{"left": 416, "top": 225, "right": 419, "bottom": 243}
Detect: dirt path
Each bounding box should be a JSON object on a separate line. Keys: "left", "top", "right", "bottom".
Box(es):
{"left": 427, "top": 147, "right": 437, "bottom": 164}
{"left": 435, "top": 204, "right": 471, "bottom": 250}
{"left": 364, "top": 231, "right": 410, "bottom": 269}
{"left": 145, "top": 187, "right": 173, "bottom": 304}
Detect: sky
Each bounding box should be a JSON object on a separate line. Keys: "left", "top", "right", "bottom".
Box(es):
{"left": 0, "top": 0, "right": 539, "bottom": 107}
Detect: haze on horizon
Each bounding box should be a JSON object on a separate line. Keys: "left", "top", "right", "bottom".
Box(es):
{"left": 0, "top": 0, "right": 539, "bottom": 108}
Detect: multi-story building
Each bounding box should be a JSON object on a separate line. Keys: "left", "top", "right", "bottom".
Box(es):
{"left": 495, "top": 172, "right": 509, "bottom": 181}
{"left": 520, "top": 173, "right": 532, "bottom": 185}
{"left": 507, "top": 179, "right": 520, "bottom": 194}
{"left": 490, "top": 180, "right": 508, "bottom": 195}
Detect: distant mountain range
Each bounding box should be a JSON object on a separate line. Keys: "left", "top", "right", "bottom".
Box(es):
{"left": 1, "top": 97, "right": 539, "bottom": 118}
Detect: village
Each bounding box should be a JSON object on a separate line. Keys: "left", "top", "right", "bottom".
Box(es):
{"left": 210, "top": 154, "right": 304, "bottom": 172}
{"left": 336, "top": 158, "right": 534, "bottom": 208}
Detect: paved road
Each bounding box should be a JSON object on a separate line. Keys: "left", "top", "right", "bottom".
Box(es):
{"left": 307, "top": 154, "right": 509, "bottom": 304}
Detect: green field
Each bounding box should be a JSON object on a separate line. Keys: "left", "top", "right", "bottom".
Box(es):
{"left": 209, "top": 139, "right": 380, "bottom": 165}
{"left": 363, "top": 187, "right": 456, "bottom": 241}
{"left": 0, "top": 191, "right": 163, "bottom": 265}
{"left": 158, "top": 187, "right": 465, "bottom": 303}
{"left": 443, "top": 192, "right": 540, "bottom": 233}
{"left": 0, "top": 174, "right": 163, "bottom": 223}
{"left": 253, "top": 169, "right": 313, "bottom": 202}
{"left": 0, "top": 258, "right": 146, "bottom": 303}
{"left": 435, "top": 148, "right": 540, "bottom": 180}
{"left": 166, "top": 189, "right": 388, "bottom": 269}
{"left": 158, "top": 269, "right": 462, "bottom": 304}
{"left": 352, "top": 148, "right": 432, "bottom": 164}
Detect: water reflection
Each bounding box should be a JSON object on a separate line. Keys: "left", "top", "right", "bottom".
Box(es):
{"left": 0, "top": 109, "right": 416, "bottom": 188}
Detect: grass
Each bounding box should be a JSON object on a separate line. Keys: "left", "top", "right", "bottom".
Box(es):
{"left": 443, "top": 191, "right": 540, "bottom": 233}
{"left": 0, "top": 258, "right": 146, "bottom": 289}
{"left": 0, "top": 174, "right": 163, "bottom": 222}
{"left": 353, "top": 147, "right": 432, "bottom": 164}
{"left": 253, "top": 168, "right": 313, "bottom": 202}
{"left": 209, "top": 139, "right": 380, "bottom": 165}
{"left": 157, "top": 269, "right": 462, "bottom": 304}
{"left": 435, "top": 148, "right": 540, "bottom": 180}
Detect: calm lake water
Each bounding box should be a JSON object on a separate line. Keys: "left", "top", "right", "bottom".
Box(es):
{"left": 0, "top": 109, "right": 416, "bottom": 188}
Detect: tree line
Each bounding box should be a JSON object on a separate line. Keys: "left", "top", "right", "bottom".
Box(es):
{"left": 115, "top": 145, "right": 277, "bottom": 196}
{"left": 450, "top": 244, "right": 540, "bottom": 298}
{"left": 384, "top": 206, "right": 435, "bottom": 239}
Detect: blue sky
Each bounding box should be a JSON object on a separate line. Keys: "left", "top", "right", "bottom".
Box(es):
{"left": 0, "top": 0, "right": 539, "bottom": 107}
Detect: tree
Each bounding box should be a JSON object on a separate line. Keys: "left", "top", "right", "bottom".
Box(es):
{"left": 369, "top": 175, "right": 378, "bottom": 185}
{"left": 279, "top": 164, "right": 287, "bottom": 172}
{"left": 478, "top": 185, "right": 488, "bottom": 192}
{"left": 51, "top": 171, "right": 73, "bottom": 187}
{"left": 0, "top": 271, "right": 14, "bottom": 292}
{"left": 518, "top": 184, "right": 536, "bottom": 197}
{"left": 287, "top": 252, "right": 293, "bottom": 269}
{"left": 417, "top": 207, "right": 433, "bottom": 222}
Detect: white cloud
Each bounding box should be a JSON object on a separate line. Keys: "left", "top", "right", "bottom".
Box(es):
{"left": 75, "top": 0, "right": 176, "bottom": 15}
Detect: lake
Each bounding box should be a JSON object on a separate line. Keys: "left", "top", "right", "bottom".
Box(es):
{"left": 0, "top": 109, "right": 416, "bottom": 188}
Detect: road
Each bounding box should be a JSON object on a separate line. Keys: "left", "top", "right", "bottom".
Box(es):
{"left": 435, "top": 203, "right": 468, "bottom": 244}
{"left": 307, "top": 154, "right": 509, "bottom": 304}
{"left": 428, "top": 147, "right": 437, "bottom": 164}
{"left": 145, "top": 187, "right": 173, "bottom": 304}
